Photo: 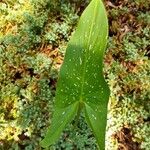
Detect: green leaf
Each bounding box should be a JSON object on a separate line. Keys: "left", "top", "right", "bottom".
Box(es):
{"left": 40, "top": 102, "right": 79, "bottom": 147}
{"left": 41, "top": 0, "right": 110, "bottom": 149}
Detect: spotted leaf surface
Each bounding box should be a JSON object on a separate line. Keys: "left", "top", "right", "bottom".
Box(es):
{"left": 41, "top": 0, "right": 110, "bottom": 149}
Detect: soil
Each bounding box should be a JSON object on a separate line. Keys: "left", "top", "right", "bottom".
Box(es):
{"left": 114, "top": 127, "right": 141, "bottom": 150}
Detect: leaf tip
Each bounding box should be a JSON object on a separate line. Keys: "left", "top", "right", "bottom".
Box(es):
{"left": 40, "top": 138, "right": 49, "bottom": 148}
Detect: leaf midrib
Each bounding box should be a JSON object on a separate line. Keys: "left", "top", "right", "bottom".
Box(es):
{"left": 79, "top": 0, "right": 98, "bottom": 103}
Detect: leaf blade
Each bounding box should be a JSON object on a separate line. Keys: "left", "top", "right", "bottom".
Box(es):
{"left": 41, "top": 0, "right": 110, "bottom": 149}
{"left": 40, "top": 102, "right": 78, "bottom": 147}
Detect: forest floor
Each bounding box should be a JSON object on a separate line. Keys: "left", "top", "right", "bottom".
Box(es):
{"left": 0, "top": 0, "right": 150, "bottom": 150}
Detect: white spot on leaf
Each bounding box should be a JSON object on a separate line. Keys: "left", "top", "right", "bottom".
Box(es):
{"left": 80, "top": 57, "right": 82, "bottom": 65}
{"left": 92, "top": 114, "right": 97, "bottom": 120}
{"left": 62, "top": 112, "right": 65, "bottom": 115}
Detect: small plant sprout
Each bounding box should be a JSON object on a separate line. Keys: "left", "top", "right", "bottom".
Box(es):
{"left": 41, "top": 0, "right": 110, "bottom": 149}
